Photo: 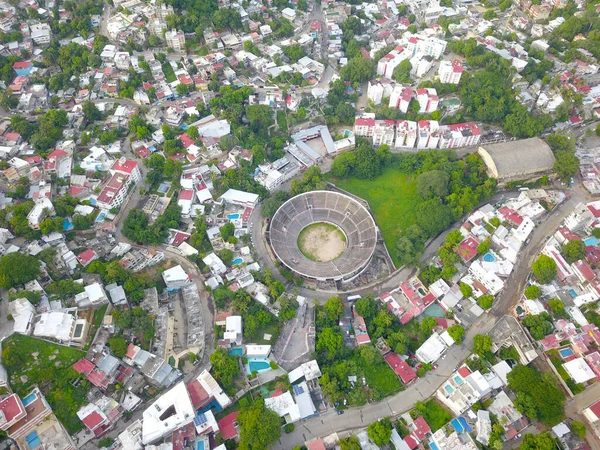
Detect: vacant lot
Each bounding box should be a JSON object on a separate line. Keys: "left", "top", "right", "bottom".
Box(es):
{"left": 298, "top": 222, "right": 347, "bottom": 262}
{"left": 329, "top": 168, "right": 420, "bottom": 267}
{"left": 2, "top": 334, "right": 88, "bottom": 433}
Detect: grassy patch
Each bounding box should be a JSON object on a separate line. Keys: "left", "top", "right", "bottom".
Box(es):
{"left": 356, "top": 355, "right": 403, "bottom": 400}
{"left": 277, "top": 110, "right": 288, "bottom": 131}
{"left": 162, "top": 63, "right": 177, "bottom": 83}
{"left": 2, "top": 335, "right": 88, "bottom": 434}
{"left": 91, "top": 304, "right": 108, "bottom": 332}
{"left": 297, "top": 222, "right": 347, "bottom": 262}
{"left": 254, "top": 322, "right": 280, "bottom": 345}
{"left": 329, "top": 168, "right": 421, "bottom": 267}
{"left": 411, "top": 400, "right": 452, "bottom": 432}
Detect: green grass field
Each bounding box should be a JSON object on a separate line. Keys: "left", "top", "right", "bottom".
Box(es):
{"left": 329, "top": 168, "right": 421, "bottom": 267}
{"left": 162, "top": 62, "right": 177, "bottom": 83}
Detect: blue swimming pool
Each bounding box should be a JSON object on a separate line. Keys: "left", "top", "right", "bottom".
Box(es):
{"left": 230, "top": 347, "right": 243, "bottom": 357}
{"left": 454, "top": 376, "right": 464, "bottom": 385}
{"left": 585, "top": 237, "right": 599, "bottom": 247}
{"left": 420, "top": 303, "right": 446, "bottom": 318}
{"left": 559, "top": 347, "right": 574, "bottom": 358}
{"left": 430, "top": 443, "right": 439, "bottom": 450}
{"left": 96, "top": 211, "right": 106, "bottom": 223}
{"left": 451, "top": 417, "right": 473, "bottom": 433}
{"left": 197, "top": 440, "right": 205, "bottom": 450}
{"left": 63, "top": 218, "right": 73, "bottom": 231}
{"left": 228, "top": 213, "right": 240, "bottom": 220}
{"left": 22, "top": 392, "right": 37, "bottom": 407}
{"left": 247, "top": 358, "right": 272, "bottom": 374}
{"left": 570, "top": 289, "right": 578, "bottom": 298}
{"left": 233, "top": 257, "right": 244, "bottom": 265}
{"left": 458, "top": 417, "right": 473, "bottom": 432}
{"left": 444, "top": 385, "right": 454, "bottom": 394}
{"left": 483, "top": 252, "right": 496, "bottom": 262}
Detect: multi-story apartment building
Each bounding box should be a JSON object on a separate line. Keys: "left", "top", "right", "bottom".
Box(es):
{"left": 396, "top": 120, "right": 418, "bottom": 149}
{"left": 373, "top": 120, "right": 396, "bottom": 147}
{"left": 165, "top": 30, "right": 185, "bottom": 51}
{"left": 438, "top": 60, "right": 463, "bottom": 84}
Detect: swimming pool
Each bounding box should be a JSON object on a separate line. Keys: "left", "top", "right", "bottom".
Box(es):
{"left": 569, "top": 289, "right": 578, "bottom": 298}
{"left": 22, "top": 392, "right": 37, "bottom": 407}
{"left": 96, "top": 211, "right": 106, "bottom": 223}
{"left": 228, "top": 213, "right": 240, "bottom": 220}
{"left": 454, "top": 376, "right": 464, "bottom": 385}
{"left": 246, "top": 358, "right": 272, "bottom": 374}
{"left": 230, "top": 347, "right": 243, "bottom": 357}
{"left": 430, "top": 443, "right": 439, "bottom": 450}
{"left": 559, "top": 347, "right": 574, "bottom": 358}
{"left": 585, "top": 237, "right": 599, "bottom": 247}
{"left": 444, "top": 384, "right": 454, "bottom": 394}
{"left": 451, "top": 417, "right": 473, "bottom": 433}
{"left": 233, "top": 257, "right": 244, "bottom": 265}
{"left": 197, "top": 441, "right": 205, "bottom": 450}
{"left": 483, "top": 252, "right": 496, "bottom": 262}
{"left": 420, "top": 303, "right": 446, "bottom": 318}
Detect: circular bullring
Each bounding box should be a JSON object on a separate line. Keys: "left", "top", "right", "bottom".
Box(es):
{"left": 269, "top": 191, "right": 378, "bottom": 281}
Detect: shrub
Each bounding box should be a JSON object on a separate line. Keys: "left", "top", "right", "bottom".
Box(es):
{"left": 269, "top": 361, "right": 278, "bottom": 369}
{"left": 284, "top": 423, "right": 295, "bottom": 433}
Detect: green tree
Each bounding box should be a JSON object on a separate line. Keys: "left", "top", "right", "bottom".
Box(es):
{"left": 220, "top": 222, "right": 235, "bottom": 240}
{"left": 459, "top": 283, "right": 473, "bottom": 298}
{"left": 477, "top": 294, "right": 494, "bottom": 309}
{"left": 98, "top": 437, "right": 114, "bottom": 448}
{"left": 187, "top": 125, "right": 198, "bottom": 139}
{"left": 519, "top": 433, "right": 556, "bottom": 450}
{"left": 238, "top": 398, "right": 282, "bottom": 450}
{"left": 416, "top": 198, "right": 453, "bottom": 237}
{"left": 514, "top": 392, "right": 538, "bottom": 419}
{"left": 147, "top": 153, "right": 165, "bottom": 170}
{"left": 209, "top": 348, "right": 240, "bottom": 392}
{"left": 483, "top": 9, "right": 497, "bottom": 19}
{"left": 355, "top": 296, "right": 377, "bottom": 319}
{"left": 82, "top": 100, "right": 101, "bottom": 122}
{"left": 323, "top": 296, "right": 344, "bottom": 320}
{"left": 547, "top": 298, "right": 566, "bottom": 318}
{"left": 571, "top": 420, "right": 586, "bottom": 438}
{"left": 472, "top": 334, "right": 493, "bottom": 359}
{"left": 393, "top": 59, "right": 412, "bottom": 83}
{"left": 447, "top": 324, "right": 465, "bottom": 343}
{"left": 417, "top": 170, "right": 450, "bottom": 199}
{"left": 109, "top": 337, "right": 128, "bottom": 358}
{"left": 339, "top": 56, "right": 376, "bottom": 83}
{"left": 367, "top": 417, "right": 393, "bottom": 446}
{"left": 561, "top": 240, "right": 586, "bottom": 263}
{"left": 524, "top": 285, "right": 541, "bottom": 299}
{"left": 339, "top": 436, "right": 361, "bottom": 450}
{"left": 532, "top": 255, "right": 557, "bottom": 284}
{"left": 522, "top": 313, "right": 553, "bottom": 340}
{"left": 420, "top": 317, "right": 438, "bottom": 335}
{"left": 0, "top": 253, "right": 41, "bottom": 289}
{"left": 218, "top": 249, "right": 234, "bottom": 266}
{"left": 317, "top": 327, "right": 343, "bottom": 360}
{"left": 283, "top": 44, "right": 305, "bottom": 63}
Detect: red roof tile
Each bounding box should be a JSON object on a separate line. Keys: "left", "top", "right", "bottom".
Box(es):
{"left": 82, "top": 410, "right": 105, "bottom": 430}
{"left": 217, "top": 411, "right": 240, "bottom": 440}
{"left": 384, "top": 353, "right": 417, "bottom": 384}
{"left": 73, "top": 358, "right": 95, "bottom": 374}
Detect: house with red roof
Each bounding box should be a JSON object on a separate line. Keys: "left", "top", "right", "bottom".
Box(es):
{"left": 77, "top": 403, "right": 110, "bottom": 437}
{"left": 572, "top": 259, "right": 596, "bottom": 284}
{"left": 172, "top": 422, "right": 197, "bottom": 450}
{"left": 77, "top": 248, "right": 98, "bottom": 267}
{"left": 411, "top": 416, "right": 431, "bottom": 441}
{"left": 12, "top": 61, "right": 32, "bottom": 76}
{"left": 354, "top": 116, "right": 376, "bottom": 137}
{"left": 353, "top": 311, "right": 371, "bottom": 346}
{"left": 498, "top": 206, "right": 524, "bottom": 226}
{"left": 0, "top": 394, "right": 26, "bottom": 431}
{"left": 384, "top": 352, "right": 417, "bottom": 385}
{"left": 456, "top": 235, "right": 480, "bottom": 263}
{"left": 217, "top": 411, "right": 240, "bottom": 441}
{"left": 401, "top": 277, "right": 436, "bottom": 310}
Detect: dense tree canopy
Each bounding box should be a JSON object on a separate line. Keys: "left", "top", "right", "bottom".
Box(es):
{"left": 0, "top": 253, "right": 41, "bottom": 289}
{"left": 507, "top": 365, "right": 565, "bottom": 426}
{"left": 237, "top": 398, "right": 282, "bottom": 450}
{"left": 532, "top": 255, "right": 557, "bottom": 284}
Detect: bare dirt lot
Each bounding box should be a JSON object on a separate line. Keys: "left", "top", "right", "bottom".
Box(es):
{"left": 298, "top": 222, "right": 347, "bottom": 262}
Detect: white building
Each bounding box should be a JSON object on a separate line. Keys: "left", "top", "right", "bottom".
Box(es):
{"left": 373, "top": 120, "right": 396, "bottom": 147}
{"left": 367, "top": 79, "right": 394, "bottom": 106}
{"left": 354, "top": 115, "right": 376, "bottom": 137}
{"left": 30, "top": 23, "right": 51, "bottom": 44}
{"left": 202, "top": 253, "right": 227, "bottom": 276}
{"left": 33, "top": 311, "right": 75, "bottom": 342}
{"left": 377, "top": 46, "right": 409, "bottom": 79}
{"left": 74, "top": 283, "right": 109, "bottom": 307}
{"left": 416, "top": 331, "right": 454, "bottom": 363}
{"left": 27, "top": 196, "right": 54, "bottom": 229}
{"left": 165, "top": 30, "right": 185, "bottom": 51}
{"left": 395, "top": 120, "right": 417, "bottom": 148}
{"left": 142, "top": 382, "right": 195, "bottom": 444}
{"left": 265, "top": 391, "right": 301, "bottom": 423}
{"left": 196, "top": 369, "right": 231, "bottom": 409}
{"left": 223, "top": 315, "right": 243, "bottom": 345}
{"left": 416, "top": 120, "right": 440, "bottom": 149}
{"left": 389, "top": 85, "right": 413, "bottom": 112}
{"left": 438, "top": 60, "right": 463, "bottom": 84}
{"left": 563, "top": 357, "right": 596, "bottom": 383}
{"left": 416, "top": 88, "right": 439, "bottom": 113}
{"left": 9, "top": 298, "right": 35, "bottom": 335}
{"left": 219, "top": 189, "right": 259, "bottom": 208}
{"left": 162, "top": 265, "right": 191, "bottom": 291}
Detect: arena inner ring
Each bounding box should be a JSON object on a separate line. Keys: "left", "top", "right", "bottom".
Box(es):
{"left": 269, "top": 190, "right": 378, "bottom": 282}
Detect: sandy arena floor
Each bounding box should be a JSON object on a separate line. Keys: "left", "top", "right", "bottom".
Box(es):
{"left": 298, "top": 223, "right": 347, "bottom": 262}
